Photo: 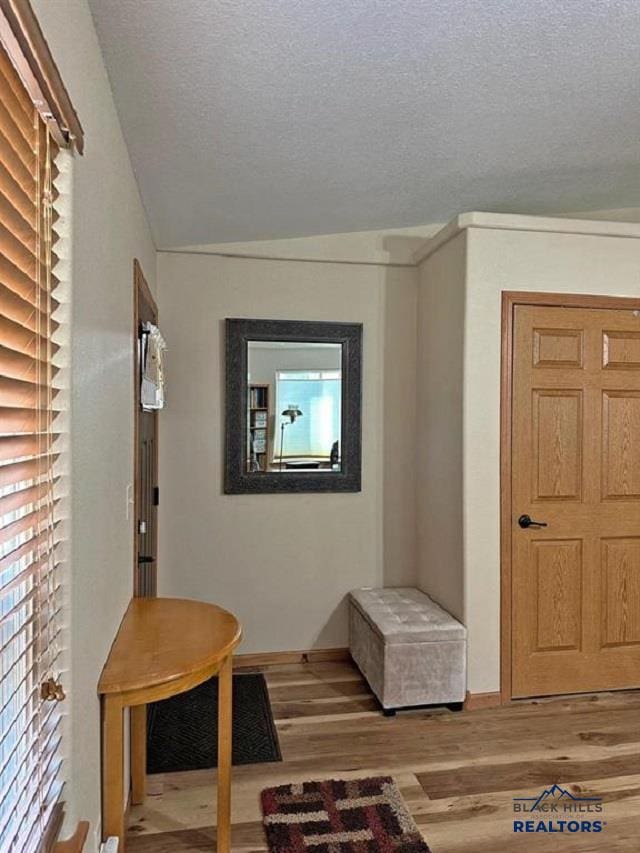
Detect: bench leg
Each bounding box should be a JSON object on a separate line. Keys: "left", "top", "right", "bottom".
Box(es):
{"left": 382, "top": 708, "right": 396, "bottom": 717}
{"left": 447, "top": 702, "right": 464, "bottom": 713}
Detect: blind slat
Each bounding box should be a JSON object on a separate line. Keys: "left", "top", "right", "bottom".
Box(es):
{"left": 0, "top": 629, "right": 60, "bottom": 726}
{"left": 0, "top": 507, "right": 47, "bottom": 547}
{"left": 0, "top": 482, "right": 52, "bottom": 518}
{"left": 0, "top": 583, "right": 35, "bottom": 624}
{"left": 0, "top": 406, "right": 39, "bottom": 431}
{"left": 4, "top": 758, "right": 62, "bottom": 853}
{"left": 21, "top": 779, "right": 63, "bottom": 853}
{"left": 0, "top": 47, "right": 34, "bottom": 126}
{"left": 0, "top": 480, "right": 50, "bottom": 518}
{"left": 0, "top": 435, "right": 57, "bottom": 462}
{"left": 0, "top": 613, "right": 36, "bottom": 675}
{"left": 0, "top": 312, "right": 59, "bottom": 359}
{"left": 0, "top": 550, "right": 57, "bottom": 600}
{"left": 0, "top": 190, "right": 35, "bottom": 252}
{"left": 0, "top": 100, "right": 35, "bottom": 174}
{"left": 0, "top": 453, "right": 58, "bottom": 487}
{"left": 0, "top": 130, "right": 34, "bottom": 197}
{"left": 0, "top": 688, "right": 38, "bottom": 783}
{"left": 0, "top": 264, "right": 60, "bottom": 311}
{"left": 0, "top": 220, "right": 36, "bottom": 280}
{"left": 0, "top": 711, "right": 60, "bottom": 838}
{"left": 0, "top": 529, "right": 47, "bottom": 582}
{"left": 0, "top": 252, "right": 45, "bottom": 307}
{"left": 0, "top": 278, "right": 53, "bottom": 328}
{"left": 0, "top": 346, "right": 52, "bottom": 384}
{"left": 0, "top": 374, "right": 55, "bottom": 408}
{"left": 0, "top": 641, "right": 37, "bottom": 717}
{"left": 0, "top": 76, "right": 34, "bottom": 154}
{"left": 0, "top": 580, "right": 59, "bottom": 639}
{"left": 0, "top": 651, "right": 35, "bottom": 718}
{"left": 0, "top": 162, "right": 35, "bottom": 227}
{"left": 0, "top": 457, "right": 45, "bottom": 488}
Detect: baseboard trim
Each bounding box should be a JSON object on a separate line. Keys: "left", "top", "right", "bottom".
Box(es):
{"left": 464, "top": 691, "right": 502, "bottom": 711}
{"left": 234, "top": 647, "right": 351, "bottom": 669}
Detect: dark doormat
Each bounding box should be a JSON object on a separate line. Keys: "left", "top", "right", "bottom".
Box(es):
{"left": 147, "top": 672, "right": 282, "bottom": 773}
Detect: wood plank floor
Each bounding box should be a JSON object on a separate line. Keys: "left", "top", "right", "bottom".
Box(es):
{"left": 127, "top": 660, "right": 640, "bottom": 851}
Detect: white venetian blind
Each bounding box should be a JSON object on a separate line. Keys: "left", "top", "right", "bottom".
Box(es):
{"left": 0, "top": 39, "right": 64, "bottom": 851}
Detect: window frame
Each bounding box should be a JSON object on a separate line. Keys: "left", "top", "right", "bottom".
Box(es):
{"left": 274, "top": 368, "right": 343, "bottom": 461}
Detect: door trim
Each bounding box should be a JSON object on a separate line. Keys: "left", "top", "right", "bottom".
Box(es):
{"left": 133, "top": 259, "right": 158, "bottom": 597}
{"left": 500, "top": 291, "right": 640, "bottom": 702}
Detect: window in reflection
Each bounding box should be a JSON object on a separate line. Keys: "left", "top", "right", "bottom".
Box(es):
{"left": 275, "top": 370, "right": 341, "bottom": 468}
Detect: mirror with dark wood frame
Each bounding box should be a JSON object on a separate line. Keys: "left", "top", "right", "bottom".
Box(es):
{"left": 225, "top": 319, "right": 362, "bottom": 494}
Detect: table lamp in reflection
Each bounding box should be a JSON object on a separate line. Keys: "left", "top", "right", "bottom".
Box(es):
{"left": 279, "top": 406, "right": 303, "bottom": 471}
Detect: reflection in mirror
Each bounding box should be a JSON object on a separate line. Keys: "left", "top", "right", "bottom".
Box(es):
{"left": 247, "top": 342, "right": 342, "bottom": 473}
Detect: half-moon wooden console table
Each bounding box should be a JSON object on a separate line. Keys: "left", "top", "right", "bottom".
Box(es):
{"left": 98, "top": 597, "right": 242, "bottom": 852}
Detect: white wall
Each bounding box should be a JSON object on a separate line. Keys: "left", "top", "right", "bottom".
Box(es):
{"left": 462, "top": 225, "right": 640, "bottom": 693}
{"left": 416, "top": 232, "right": 466, "bottom": 622}
{"left": 157, "top": 251, "right": 417, "bottom": 653}
{"left": 382, "top": 272, "right": 418, "bottom": 578}
{"left": 176, "top": 222, "right": 443, "bottom": 265}
{"left": 31, "top": 1, "right": 156, "bottom": 847}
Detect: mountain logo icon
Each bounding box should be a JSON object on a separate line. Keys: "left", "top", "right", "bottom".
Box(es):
{"left": 514, "top": 784, "right": 601, "bottom": 812}
{"left": 530, "top": 784, "right": 595, "bottom": 811}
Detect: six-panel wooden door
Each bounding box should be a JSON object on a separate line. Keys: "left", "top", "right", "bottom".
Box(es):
{"left": 511, "top": 304, "right": 640, "bottom": 697}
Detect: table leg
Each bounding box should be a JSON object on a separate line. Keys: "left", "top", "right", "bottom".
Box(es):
{"left": 216, "top": 655, "right": 233, "bottom": 853}
{"left": 102, "top": 695, "right": 125, "bottom": 849}
{"left": 130, "top": 704, "right": 147, "bottom": 805}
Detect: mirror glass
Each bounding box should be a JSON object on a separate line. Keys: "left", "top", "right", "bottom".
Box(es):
{"left": 246, "top": 341, "right": 342, "bottom": 473}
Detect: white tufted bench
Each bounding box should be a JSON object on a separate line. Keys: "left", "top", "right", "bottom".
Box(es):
{"left": 348, "top": 587, "right": 467, "bottom": 714}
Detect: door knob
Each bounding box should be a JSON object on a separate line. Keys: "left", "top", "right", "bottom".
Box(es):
{"left": 518, "top": 514, "right": 548, "bottom": 529}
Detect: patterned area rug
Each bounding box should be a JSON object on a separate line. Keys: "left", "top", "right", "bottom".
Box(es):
{"left": 261, "top": 776, "right": 431, "bottom": 852}
{"left": 147, "top": 672, "right": 281, "bottom": 773}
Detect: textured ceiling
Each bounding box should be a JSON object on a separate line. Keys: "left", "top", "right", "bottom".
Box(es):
{"left": 88, "top": 0, "right": 640, "bottom": 247}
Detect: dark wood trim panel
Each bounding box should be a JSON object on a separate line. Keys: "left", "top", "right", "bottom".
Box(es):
{"left": 500, "top": 290, "right": 640, "bottom": 703}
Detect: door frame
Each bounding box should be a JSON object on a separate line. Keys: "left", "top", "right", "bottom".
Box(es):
{"left": 500, "top": 290, "right": 640, "bottom": 702}
{"left": 133, "top": 259, "right": 159, "bottom": 596}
